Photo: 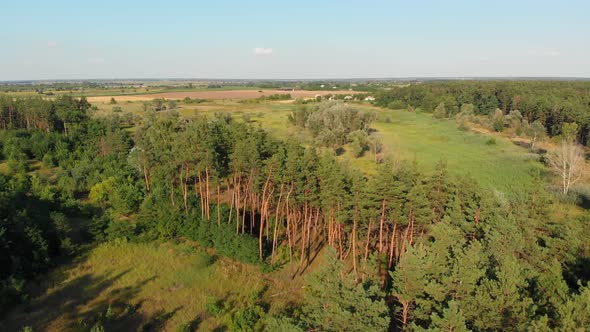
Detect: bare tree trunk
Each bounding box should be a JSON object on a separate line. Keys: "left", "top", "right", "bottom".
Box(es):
{"left": 197, "top": 174, "right": 205, "bottom": 219}
{"left": 388, "top": 222, "right": 397, "bottom": 268}
{"left": 205, "top": 166, "right": 211, "bottom": 220}
{"left": 401, "top": 301, "right": 410, "bottom": 331}
{"left": 299, "top": 209, "right": 307, "bottom": 267}
{"left": 365, "top": 218, "right": 372, "bottom": 261}
{"left": 227, "top": 178, "right": 234, "bottom": 225}
{"left": 547, "top": 140, "right": 584, "bottom": 195}
{"left": 182, "top": 164, "right": 189, "bottom": 215}
{"left": 217, "top": 184, "right": 221, "bottom": 226}
{"left": 286, "top": 186, "right": 293, "bottom": 263}
{"left": 379, "top": 200, "right": 386, "bottom": 253}
{"left": 143, "top": 164, "right": 151, "bottom": 192}
{"left": 170, "top": 177, "right": 175, "bottom": 206}
{"left": 352, "top": 207, "right": 358, "bottom": 277}
{"left": 271, "top": 184, "right": 285, "bottom": 262}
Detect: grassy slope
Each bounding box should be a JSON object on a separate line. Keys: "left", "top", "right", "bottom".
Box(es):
{"left": 1, "top": 241, "right": 279, "bottom": 331}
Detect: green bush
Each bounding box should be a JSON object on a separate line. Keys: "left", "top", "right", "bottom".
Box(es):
{"left": 387, "top": 100, "right": 406, "bottom": 109}
{"left": 206, "top": 298, "right": 227, "bottom": 317}
{"left": 229, "top": 304, "right": 265, "bottom": 332}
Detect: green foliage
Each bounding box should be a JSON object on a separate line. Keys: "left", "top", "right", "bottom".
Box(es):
{"left": 229, "top": 304, "right": 265, "bottom": 332}
{"left": 89, "top": 323, "right": 105, "bottom": 332}
{"left": 387, "top": 100, "right": 406, "bottom": 109}
{"left": 560, "top": 122, "right": 579, "bottom": 143}
{"left": 524, "top": 120, "right": 546, "bottom": 149}
{"left": 375, "top": 81, "right": 590, "bottom": 144}
{"left": 206, "top": 298, "right": 228, "bottom": 317}
{"left": 491, "top": 108, "right": 505, "bottom": 131}
{"left": 348, "top": 130, "right": 369, "bottom": 157}
{"left": 0, "top": 169, "right": 85, "bottom": 313}
{"left": 301, "top": 247, "right": 390, "bottom": 332}
{"left": 433, "top": 102, "right": 447, "bottom": 118}
{"left": 263, "top": 316, "right": 304, "bottom": 332}
{"left": 290, "top": 101, "right": 375, "bottom": 148}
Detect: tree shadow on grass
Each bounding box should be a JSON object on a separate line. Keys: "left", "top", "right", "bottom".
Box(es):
{"left": 511, "top": 140, "right": 547, "bottom": 154}
{"left": 179, "top": 314, "right": 203, "bottom": 332}
{"left": 0, "top": 269, "right": 176, "bottom": 332}
{"left": 0, "top": 269, "right": 132, "bottom": 330}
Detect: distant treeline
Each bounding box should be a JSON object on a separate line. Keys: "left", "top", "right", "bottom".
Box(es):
{"left": 0, "top": 95, "right": 90, "bottom": 135}
{"left": 375, "top": 81, "right": 590, "bottom": 144}
{"left": 239, "top": 93, "right": 292, "bottom": 104}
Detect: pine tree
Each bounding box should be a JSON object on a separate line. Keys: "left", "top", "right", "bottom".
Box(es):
{"left": 302, "top": 247, "right": 390, "bottom": 332}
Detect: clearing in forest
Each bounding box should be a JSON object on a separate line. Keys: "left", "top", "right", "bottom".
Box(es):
{"left": 0, "top": 241, "right": 300, "bottom": 332}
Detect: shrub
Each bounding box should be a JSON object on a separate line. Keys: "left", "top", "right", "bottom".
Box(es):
{"left": 42, "top": 153, "right": 56, "bottom": 167}
{"left": 433, "top": 102, "right": 447, "bottom": 119}
{"left": 485, "top": 138, "right": 497, "bottom": 145}
{"left": 229, "top": 305, "right": 266, "bottom": 332}
{"left": 206, "top": 298, "right": 227, "bottom": 317}
{"left": 387, "top": 100, "right": 406, "bottom": 109}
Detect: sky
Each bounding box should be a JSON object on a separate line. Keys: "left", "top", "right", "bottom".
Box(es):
{"left": 1, "top": 0, "right": 589, "bottom": 80}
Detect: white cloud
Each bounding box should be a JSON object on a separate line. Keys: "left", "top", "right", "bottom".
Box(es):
{"left": 253, "top": 47, "right": 273, "bottom": 55}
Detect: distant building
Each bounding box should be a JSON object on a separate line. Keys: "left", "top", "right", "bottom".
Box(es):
{"left": 364, "top": 96, "right": 376, "bottom": 101}
{"left": 344, "top": 95, "right": 353, "bottom": 100}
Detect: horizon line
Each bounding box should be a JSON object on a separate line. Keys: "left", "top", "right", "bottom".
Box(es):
{"left": 2, "top": 76, "right": 590, "bottom": 84}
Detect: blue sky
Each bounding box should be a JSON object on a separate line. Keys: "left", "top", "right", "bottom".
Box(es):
{"left": 1, "top": 0, "right": 589, "bottom": 79}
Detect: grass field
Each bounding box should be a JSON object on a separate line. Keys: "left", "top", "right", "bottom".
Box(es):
{"left": 1, "top": 240, "right": 297, "bottom": 331}
{"left": 367, "top": 109, "right": 547, "bottom": 193}
{"left": 87, "top": 89, "right": 358, "bottom": 102}
{"left": 0, "top": 86, "right": 263, "bottom": 98}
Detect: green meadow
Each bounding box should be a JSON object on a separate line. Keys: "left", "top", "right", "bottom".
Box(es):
{"left": 95, "top": 99, "right": 547, "bottom": 195}
{"left": 1, "top": 241, "right": 274, "bottom": 331}
{"left": 367, "top": 109, "right": 546, "bottom": 193}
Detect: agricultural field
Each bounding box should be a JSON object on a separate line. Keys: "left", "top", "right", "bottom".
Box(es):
{"left": 87, "top": 89, "right": 359, "bottom": 102}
